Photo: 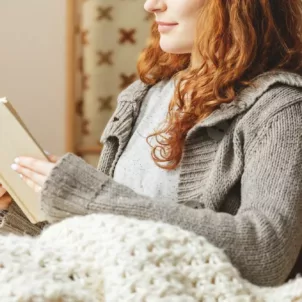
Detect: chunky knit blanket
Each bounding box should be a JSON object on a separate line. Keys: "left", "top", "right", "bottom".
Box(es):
{"left": 0, "top": 214, "right": 301, "bottom": 302}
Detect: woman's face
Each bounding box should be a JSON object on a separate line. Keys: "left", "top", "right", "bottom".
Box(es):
{"left": 144, "top": 0, "right": 205, "bottom": 54}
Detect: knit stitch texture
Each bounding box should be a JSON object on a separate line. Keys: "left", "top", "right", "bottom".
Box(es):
{"left": 1, "top": 70, "right": 302, "bottom": 286}
{"left": 0, "top": 213, "right": 302, "bottom": 302}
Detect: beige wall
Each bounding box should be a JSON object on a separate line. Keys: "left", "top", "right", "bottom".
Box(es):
{"left": 0, "top": 0, "right": 67, "bottom": 156}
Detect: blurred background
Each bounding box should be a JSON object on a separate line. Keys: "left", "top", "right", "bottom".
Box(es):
{"left": 0, "top": 0, "right": 152, "bottom": 167}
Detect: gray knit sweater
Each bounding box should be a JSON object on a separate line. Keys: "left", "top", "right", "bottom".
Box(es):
{"left": 0, "top": 70, "right": 302, "bottom": 287}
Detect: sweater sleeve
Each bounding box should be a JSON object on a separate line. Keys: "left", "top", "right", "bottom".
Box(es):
{"left": 39, "top": 103, "right": 302, "bottom": 287}
{"left": 0, "top": 202, "right": 47, "bottom": 236}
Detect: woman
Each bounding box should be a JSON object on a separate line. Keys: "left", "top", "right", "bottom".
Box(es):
{"left": 1, "top": 0, "right": 302, "bottom": 287}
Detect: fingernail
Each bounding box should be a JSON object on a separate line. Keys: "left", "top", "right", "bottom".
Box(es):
{"left": 44, "top": 150, "right": 50, "bottom": 155}
{"left": 11, "top": 164, "right": 18, "bottom": 171}
{"left": 14, "top": 157, "right": 20, "bottom": 164}
{"left": 19, "top": 174, "right": 23, "bottom": 179}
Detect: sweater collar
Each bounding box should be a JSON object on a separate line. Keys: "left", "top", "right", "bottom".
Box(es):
{"left": 102, "top": 70, "right": 302, "bottom": 146}
{"left": 128, "top": 71, "right": 302, "bottom": 132}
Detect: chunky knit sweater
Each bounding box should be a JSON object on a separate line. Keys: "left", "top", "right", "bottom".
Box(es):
{"left": 0, "top": 70, "right": 302, "bottom": 287}
{"left": 1, "top": 213, "right": 302, "bottom": 302}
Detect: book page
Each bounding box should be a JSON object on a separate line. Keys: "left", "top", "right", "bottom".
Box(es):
{"left": 0, "top": 97, "right": 48, "bottom": 223}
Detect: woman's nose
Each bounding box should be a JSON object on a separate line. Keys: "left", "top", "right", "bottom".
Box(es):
{"left": 144, "top": 0, "right": 167, "bottom": 13}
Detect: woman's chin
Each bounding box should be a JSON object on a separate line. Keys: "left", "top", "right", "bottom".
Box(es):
{"left": 159, "top": 40, "right": 191, "bottom": 54}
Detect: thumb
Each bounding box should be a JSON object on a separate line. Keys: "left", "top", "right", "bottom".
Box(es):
{"left": 44, "top": 150, "right": 59, "bottom": 163}
{"left": 49, "top": 154, "right": 59, "bottom": 163}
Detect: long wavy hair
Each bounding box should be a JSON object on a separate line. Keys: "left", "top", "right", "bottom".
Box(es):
{"left": 137, "top": 0, "right": 302, "bottom": 170}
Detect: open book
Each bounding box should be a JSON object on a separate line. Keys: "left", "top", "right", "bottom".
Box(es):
{"left": 0, "top": 97, "right": 49, "bottom": 223}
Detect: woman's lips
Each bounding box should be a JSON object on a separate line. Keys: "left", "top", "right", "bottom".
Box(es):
{"left": 156, "top": 21, "right": 178, "bottom": 33}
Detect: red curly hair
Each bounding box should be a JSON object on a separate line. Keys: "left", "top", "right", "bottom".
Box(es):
{"left": 137, "top": 0, "right": 302, "bottom": 170}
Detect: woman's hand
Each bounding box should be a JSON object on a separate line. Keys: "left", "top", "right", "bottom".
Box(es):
{"left": 10, "top": 152, "right": 60, "bottom": 193}
{"left": 0, "top": 184, "right": 12, "bottom": 210}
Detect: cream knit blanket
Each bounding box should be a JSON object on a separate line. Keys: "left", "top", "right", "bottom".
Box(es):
{"left": 0, "top": 214, "right": 301, "bottom": 302}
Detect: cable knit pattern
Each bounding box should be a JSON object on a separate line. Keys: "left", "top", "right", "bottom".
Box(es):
{"left": 0, "top": 213, "right": 302, "bottom": 302}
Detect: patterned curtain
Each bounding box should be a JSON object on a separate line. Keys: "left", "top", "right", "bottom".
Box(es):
{"left": 74, "top": 0, "right": 152, "bottom": 167}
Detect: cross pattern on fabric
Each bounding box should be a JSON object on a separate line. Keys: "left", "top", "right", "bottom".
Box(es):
{"left": 119, "top": 28, "right": 136, "bottom": 44}
{"left": 76, "top": 99, "right": 84, "bottom": 116}
{"left": 74, "top": 0, "right": 152, "bottom": 166}
{"left": 120, "top": 73, "right": 137, "bottom": 89}
{"left": 145, "top": 12, "right": 154, "bottom": 21}
{"left": 97, "top": 51, "right": 114, "bottom": 66}
{"left": 97, "top": 6, "right": 113, "bottom": 21}
{"left": 81, "top": 118, "right": 90, "bottom": 135}
{"left": 98, "top": 96, "right": 114, "bottom": 111}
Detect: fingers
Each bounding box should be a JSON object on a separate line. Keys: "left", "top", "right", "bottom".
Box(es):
{"left": 21, "top": 175, "right": 42, "bottom": 193}
{"left": 0, "top": 192, "right": 12, "bottom": 210}
{"left": 48, "top": 154, "right": 59, "bottom": 163}
{"left": 44, "top": 150, "right": 59, "bottom": 163}
{"left": 12, "top": 165, "right": 45, "bottom": 188}
{"left": 0, "top": 186, "right": 7, "bottom": 197}
{"left": 10, "top": 155, "right": 57, "bottom": 193}
{"left": 0, "top": 183, "right": 7, "bottom": 190}
{"left": 14, "top": 157, "right": 54, "bottom": 176}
